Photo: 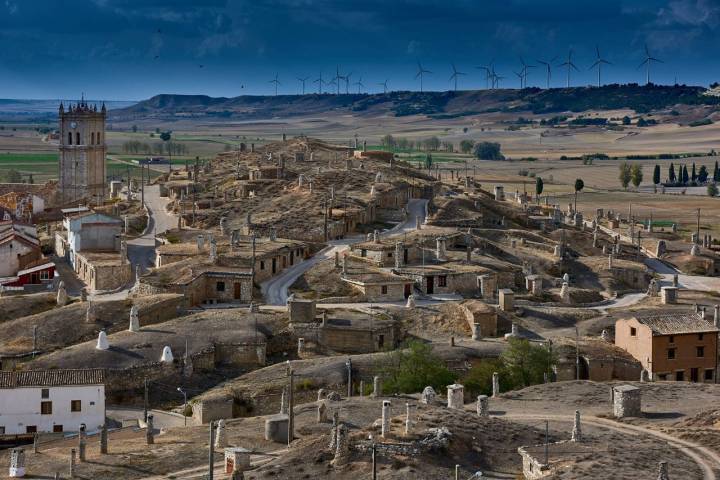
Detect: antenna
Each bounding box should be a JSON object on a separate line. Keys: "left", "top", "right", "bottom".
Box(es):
{"left": 297, "top": 76, "right": 310, "bottom": 95}
{"left": 638, "top": 43, "right": 663, "bottom": 85}
{"left": 589, "top": 45, "right": 611, "bottom": 87}
{"left": 269, "top": 73, "right": 281, "bottom": 96}
{"left": 557, "top": 49, "right": 579, "bottom": 88}
{"left": 377, "top": 79, "right": 389, "bottom": 94}
{"left": 449, "top": 63, "right": 466, "bottom": 92}
{"left": 415, "top": 61, "right": 432, "bottom": 93}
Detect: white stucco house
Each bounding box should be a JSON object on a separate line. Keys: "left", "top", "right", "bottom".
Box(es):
{"left": 0, "top": 369, "right": 105, "bottom": 435}
{"left": 55, "top": 209, "right": 122, "bottom": 269}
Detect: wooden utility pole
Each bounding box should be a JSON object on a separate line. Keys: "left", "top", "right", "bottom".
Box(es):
{"left": 208, "top": 420, "right": 215, "bottom": 480}
{"left": 697, "top": 208, "right": 701, "bottom": 241}
{"left": 287, "top": 366, "right": 295, "bottom": 445}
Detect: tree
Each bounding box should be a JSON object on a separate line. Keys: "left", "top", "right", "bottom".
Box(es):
{"left": 501, "top": 338, "right": 557, "bottom": 388}
{"left": 691, "top": 163, "right": 697, "bottom": 183}
{"left": 714, "top": 161, "right": 719, "bottom": 182}
{"left": 423, "top": 136, "right": 440, "bottom": 151}
{"left": 160, "top": 131, "right": 172, "bottom": 142}
{"left": 381, "top": 341, "right": 456, "bottom": 394}
{"left": 622, "top": 116, "right": 631, "bottom": 125}
{"left": 459, "top": 139, "right": 474, "bottom": 154}
{"left": 698, "top": 165, "right": 709, "bottom": 183}
{"left": 619, "top": 162, "right": 631, "bottom": 189}
{"left": 630, "top": 164, "right": 643, "bottom": 188}
{"left": 653, "top": 164, "right": 660, "bottom": 185}
{"left": 380, "top": 134, "right": 396, "bottom": 150}
{"left": 682, "top": 165, "right": 689, "bottom": 184}
{"left": 425, "top": 153, "right": 433, "bottom": 169}
{"left": 574, "top": 178, "right": 584, "bottom": 211}
{"left": 535, "top": 177, "right": 544, "bottom": 197}
{"left": 473, "top": 141, "right": 505, "bottom": 160}
{"left": 131, "top": 125, "right": 138, "bottom": 133}
{"left": 669, "top": 163, "right": 676, "bottom": 183}
{"left": 1, "top": 169, "right": 22, "bottom": 183}
{"left": 709, "top": 184, "right": 719, "bottom": 197}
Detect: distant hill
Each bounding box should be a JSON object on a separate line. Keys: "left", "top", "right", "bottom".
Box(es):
{"left": 0, "top": 99, "right": 136, "bottom": 122}
{"left": 110, "top": 84, "right": 720, "bottom": 122}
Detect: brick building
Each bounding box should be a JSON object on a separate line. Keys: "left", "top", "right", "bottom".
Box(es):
{"left": 615, "top": 312, "right": 718, "bottom": 382}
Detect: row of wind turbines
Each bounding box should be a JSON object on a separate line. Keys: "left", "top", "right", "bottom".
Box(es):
{"left": 268, "top": 45, "right": 663, "bottom": 96}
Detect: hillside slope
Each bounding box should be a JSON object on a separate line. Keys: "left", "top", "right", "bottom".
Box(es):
{"left": 110, "top": 84, "right": 720, "bottom": 122}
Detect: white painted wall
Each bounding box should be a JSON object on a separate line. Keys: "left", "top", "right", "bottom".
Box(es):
{"left": 0, "top": 385, "right": 105, "bottom": 434}
{"left": 0, "top": 239, "right": 35, "bottom": 277}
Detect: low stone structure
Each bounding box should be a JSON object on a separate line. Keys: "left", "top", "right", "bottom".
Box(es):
{"left": 446, "top": 384, "right": 464, "bottom": 409}
{"left": 476, "top": 395, "right": 489, "bottom": 417}
{"left": 612, "top": 385, "right": 641, "bottom": 418}
{"left": 498, "top": 289, "right": 514, "bottom": 312}
{"left": 661, "top": 286, "right": 678, "bottom": 305}
{"left": 264, "top": 414, "right": 289, "bottom": 443}
{"left": 421, "top": 386, "right": 436, "bottom": 404}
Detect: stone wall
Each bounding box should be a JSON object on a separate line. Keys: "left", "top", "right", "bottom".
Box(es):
{"left": 359, "top": 283, "right": 408, "bottom": 302}
{"left": 192, "top": 397, "right": 234, "bottom": 424}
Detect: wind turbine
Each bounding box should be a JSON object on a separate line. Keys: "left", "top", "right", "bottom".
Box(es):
{"left": 589, "top": 46, "right": 611, "bottom": 87}
{"left": 345, "top": 71, "right": 353, "bottom": 94}
{"left": 377, "top": 79, "right": 389, "bottom": 94}
{"left": 313, "top": 72, "right": 324, "bottom": 94}
{"left": 639, "top": 44, "right": 663, "bottom": 85}
{"left": 269, "top": 73, "right": 281, "bottom": 96}
{"left": 353, "top": 76, "right": 365, "bottom": 94}
{"left": 476, "top": 66, "right": 492, "bottom": 89}
{"left": 513, "top": 70, "right": 523, "bottom": 89}
{"left": 536, "top": 56, "right": 556, "bottom": 89}
{"left": 519, "top": 57, "right": 535, "bottom": 88}
{"left": 558, "top": 49, "right": 579, "bottom": 88}
{"left": 494, "top": 71, "right": 505, "bottom": 88}
{"left": 297, "top": 76, "right": 309, "bottom": 95}
{"left": 449, "top": 63, "right": 466, "bottom": 91}
{"left": 333, "top": 65, "right": 343, "bottom": 95}
{"left": 416, "top": 61, "right": 432, "bottom": 92}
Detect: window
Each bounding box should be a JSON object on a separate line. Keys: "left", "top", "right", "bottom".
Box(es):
{"left": 668, "top": 348, "right": 676, "bottom": 360}
{"left": 70, "top": 400, "right": 81, "bottom": 412}
{"left": 41, "top": 388, "right": 49, "bottom": 399}
{"left": 697, "top": 346, "right": 705, "bottom": 358}
{"left": 669, "top": 335, "right": 674, "bottom": 343}
{"left": 26, "top": 426, "right": 37, "bottom": 434}
{"left": 97, "top": 132, "right": 101, "bottom": 144}
{"left": 381, "top": 285, "right": 388, "bottom": 294}
{"left": 53, "top": 425, "right": 63, "bottom": 433}
{"left": 41, "top": 401, "right": 52, "bottom": 415}
{"left": 68, "top": 132, "right": 73, "bottom": 145}
{"left": 40, "top": 270, "right": 50, "bottom": 281}
{"left": 216, "top": 281, "right": 225, "bottom": 292}
{"left": 699, "top": 333, "right": 705, "bottom": 341}
{"left": 676, "top": 370, "right": 685, "bottom": 381}
{"left": 76, "top": 132, "right": 80, "bottom": 145}
{"left": 438, "top": 276, "right": 447, "bottom": 287}
{"left": 388, "top": 252, "right": 393, "bottom": 258}
{"left": 658, "top": 374, "right": 668, "bottom": 381}
{"left": 260, "top": 261, "right": 265, "bottom": 270}
{"left": 630, "top": 327, "right": 637, "bottom": 337}
{"left": 91, "top": 132, "right": 95, "bottom": 144}
{"left": 705, "top": 369, "right": 714, "bottom": 381}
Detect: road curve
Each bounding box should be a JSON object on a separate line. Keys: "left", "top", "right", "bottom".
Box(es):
{"left": 497, "top": 412, "right": 720, "bottom": 480}
{"left": 261, "top": 198, "right": 429, "bottom": 305}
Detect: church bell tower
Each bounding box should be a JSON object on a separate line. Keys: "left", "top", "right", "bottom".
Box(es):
{"left": 58, "top": 98, "right": 107, "bottom": 205}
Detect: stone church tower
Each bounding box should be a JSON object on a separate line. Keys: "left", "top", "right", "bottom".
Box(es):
{"left": 58, "top": 99, "right": 107, "bottom": 204}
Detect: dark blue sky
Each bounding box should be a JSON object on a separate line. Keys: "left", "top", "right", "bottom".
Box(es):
{"left": 2, "top": 0, "right": 720, "bottom": 100}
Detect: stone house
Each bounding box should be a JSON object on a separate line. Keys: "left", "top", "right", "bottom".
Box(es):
{"left": 0, "top": 369, "right": 105, "bottom": 435}
{"left": 459, "top": 300, "right": 498, "bottom": 338}
{"left": 553, "top": 338, "right": 642, "bottom": 382}
{"left": 615, "top": 312, "right": 718, "bottom": 382}
{"left": 0, "top": 191, "right": 45, "bottom": 222}
{"left": 0, "top": 221, "right": 42, "bottom": 279}
{"left": 137, "top": 258, "right": 253, "bottom": 306}
{"left": 341, "top": 271, "right": 415, "bottom": 301}
{"left": 293, "top": 312, "right": 398, "bottom": 354}
{"left": 349, "top": 238, "right": 422, "bottom": 268}
{"left": 393, "top": 264, "right": 490, "bottom": 296}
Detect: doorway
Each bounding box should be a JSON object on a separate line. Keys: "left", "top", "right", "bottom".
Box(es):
{"left": 233, "top": 283, "right": 242, "bottom": 300}
{"left": 404, "top": 284, "right": 412, "bottom": 299}
{"left": 272, "top": 258, "right": 277, "bottom": 274}
{"left": 690, "top": 368, "right": 699, "bottom": 382}
{"left": 426, "top": 276, "right": 434, "bottom": 294}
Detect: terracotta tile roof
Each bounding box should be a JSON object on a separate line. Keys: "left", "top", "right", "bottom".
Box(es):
{"left": 634, "top": 312, "right": 719, "bottom": 335}
{"left": 0, "top": 369, "right": 104, "bottom": 388}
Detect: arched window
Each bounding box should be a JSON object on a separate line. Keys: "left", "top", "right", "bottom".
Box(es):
{"left": 97, "top": 131, "right": 101, "bottom": 144}
{"left": 68, "top": 132, "right": 73, "bottom": 145}
{"left": 76, "top": 132, "right": 80, "bottom": 145}
{"left": 91, "top": 132, "right": 95, "bottom": 144}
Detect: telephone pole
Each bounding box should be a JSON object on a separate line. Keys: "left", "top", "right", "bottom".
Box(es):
{"left": 287, "top": 365, "right": 295, "bottom": 445}
{"left": 208, "top": 420, "right": 215, "bottom": 480}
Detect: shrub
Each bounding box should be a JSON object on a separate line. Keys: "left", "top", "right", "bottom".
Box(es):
{"left": 380, "top": 340, "right": 456, "bottom": 394}
{"left": 473, "top": 141, "right": 505, "bottom": 160}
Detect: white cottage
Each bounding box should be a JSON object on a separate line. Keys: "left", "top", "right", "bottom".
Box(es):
{"left": 0, "top": 369, "right": 105, "bottom": 435}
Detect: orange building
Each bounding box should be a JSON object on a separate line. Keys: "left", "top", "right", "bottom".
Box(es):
{"left": 615, "top": 312, "right": 718, "bottom": 382}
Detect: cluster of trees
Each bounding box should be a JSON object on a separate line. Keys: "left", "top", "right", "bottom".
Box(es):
{"left": 122, "top": 139, "right": 188, "bottom": 156}
{"left": 473, "top": 141, "right": 505, "bottom": 160}
{"left": 663, "top": 161, "right": 717, "bottom": 186}
{"left": 0, "top": 168, "right": 22, "bottom": 183}
{"left": 618, "top": 163, "right": 644, "bottom": 189}
{"left": 379, "top": 339, "right": 555, "bottom": 397}
{"left": 380, "top": 134, "right": 455, "bottom": 152}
